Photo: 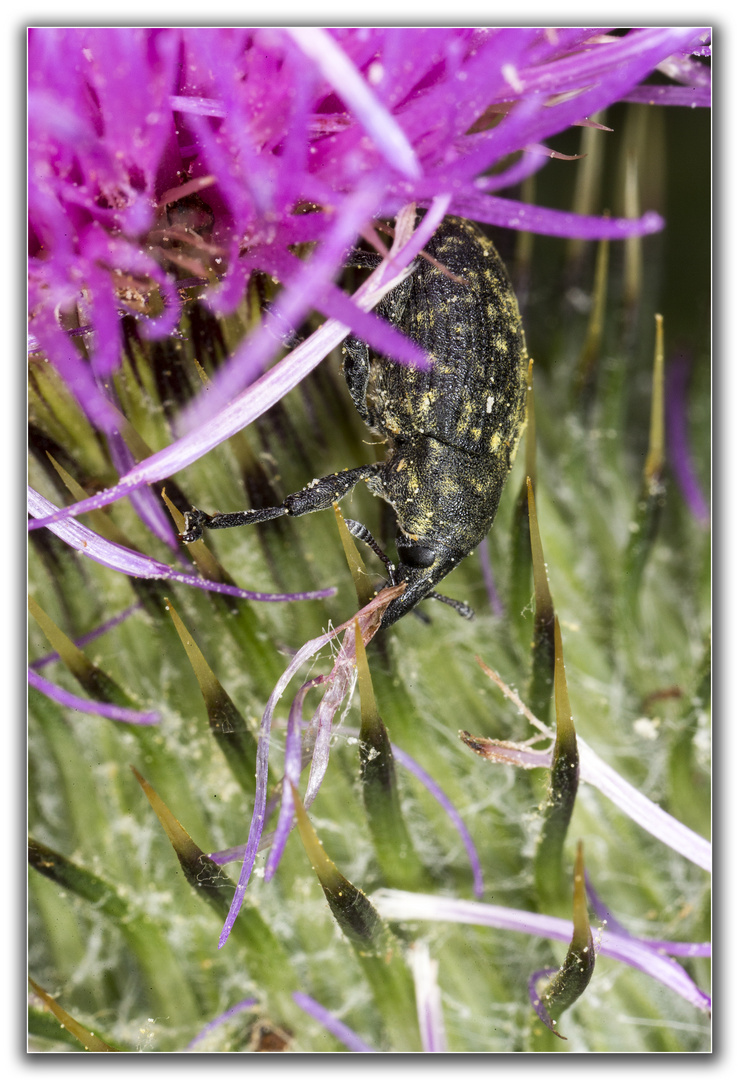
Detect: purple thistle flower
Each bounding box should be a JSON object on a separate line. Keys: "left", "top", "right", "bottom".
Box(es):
{"left": 28, "top": 27, "right": 710, "bottom": 536}
{"left": 27, "top": 29, "right": 710, "bottom": 1050}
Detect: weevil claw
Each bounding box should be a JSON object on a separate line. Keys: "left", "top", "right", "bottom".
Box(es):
{"left": 181, "top": 507, "right": 212, "bottom": 543}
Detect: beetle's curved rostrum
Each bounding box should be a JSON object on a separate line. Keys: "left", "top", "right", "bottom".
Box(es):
{"left": 182, "top": 216, "right": 529, "bottom": 629}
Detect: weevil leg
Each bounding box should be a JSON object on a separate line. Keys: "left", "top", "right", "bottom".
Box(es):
{"left": 343, "top": 518, "right": 397, "bottom": 581}
{"left": 427, "top": 592, "right": 475, "bottom": 620}
{"left": 341, "top": 334, "right": 373, "bottom": 425}
{"left": 341, "top": 244, "right": 415, "bottom": 426}
{"left": 344, "top": 248, "right": 384, "bottom": 271}
{"left": 181, "top": 504, "right": 286, "bottom": 542}
{"left": 181, "top": 463, "right": 382, "bottom": 543}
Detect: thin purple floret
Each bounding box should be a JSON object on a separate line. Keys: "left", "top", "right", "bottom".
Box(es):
{"left": 292, "top": 991, "right": 376, "bottom": 1052}
{"left": 28, "top": 669, "right": 160, "bottom": 726}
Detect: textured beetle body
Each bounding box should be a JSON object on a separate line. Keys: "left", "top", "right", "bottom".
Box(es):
{"left": 182, "top": 216, "right": 528, "bottom": 629}
{"left": 349, "top": 216, "right": 527, "bottom": 458}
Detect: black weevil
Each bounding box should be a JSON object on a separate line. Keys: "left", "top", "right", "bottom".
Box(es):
{"left": 181, "top": 215, "right": 529, "bottom": 629}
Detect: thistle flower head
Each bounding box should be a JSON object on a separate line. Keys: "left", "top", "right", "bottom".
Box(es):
{"left": 29, "top": 27, "right": 709, "bottom": 438}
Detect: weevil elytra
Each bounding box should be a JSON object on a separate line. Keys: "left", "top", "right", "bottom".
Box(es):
{"left": 182, "top": 216, "right": 528, "bottom": 629}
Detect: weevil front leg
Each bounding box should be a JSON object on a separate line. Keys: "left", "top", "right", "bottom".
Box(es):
{"left": 181, "top": 463, "right": 382, "bottom": 543}
{"left": 343, "top": 518, "right": 397, "bottom": 581}
{"left": 341, "top": 335, "right": 374, "bottom": 427}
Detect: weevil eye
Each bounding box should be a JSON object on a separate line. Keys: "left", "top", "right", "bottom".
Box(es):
{"left": 399, "top": 543, "right": 436, "bottom": 568}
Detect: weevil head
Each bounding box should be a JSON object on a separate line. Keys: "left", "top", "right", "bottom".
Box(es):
{"left": 375, "top": 437, "right": 509, "bottom": 628}
{"left": 379, "top": 535, "right": 462, "bottom": 628}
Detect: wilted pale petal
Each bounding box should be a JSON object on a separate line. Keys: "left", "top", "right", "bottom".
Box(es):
{"left": 409, "top": 941, "right": 447, "bottom": 1052}
{"left": 577, "top": 738, "right": 711, "bottom": 873}
{"left": 218, "top": 588, "right": 396, "bottom": 946}
{"left": 372, "top": 890, "right": 710, "bottom": 1014}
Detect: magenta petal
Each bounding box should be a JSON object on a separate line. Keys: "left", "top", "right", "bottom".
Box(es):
{"left": 258, "top": 245, "right": 429, "bottom": 368}
{"left": 450, "top": 193, "right": 664, "bottom": 240}
{"left": 666, "top": 355, "right": 710, "bottom": 526}
{"left": 104, "top": 429, "right": 180, "bottom": 551}
{"left": 287, "top": 28, "right": 421, "bottom": 180}
{"left": 29, "top": 668, "right": 160, "bottom": 726}
{"left": 623, "top": 84, "right": 711, "bottom": 107}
